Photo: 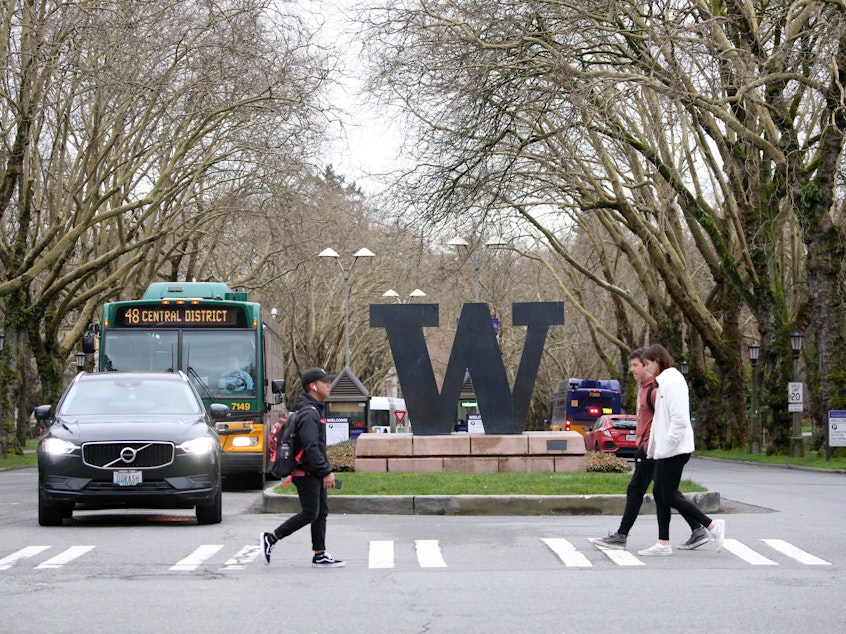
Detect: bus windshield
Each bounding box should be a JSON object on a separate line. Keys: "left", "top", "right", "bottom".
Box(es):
{"left": 102, "top": 330, "right": 257, "bottom": 398}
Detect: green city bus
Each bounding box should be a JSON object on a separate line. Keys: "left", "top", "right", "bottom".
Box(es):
{"left": 91, "top": 282, "right": 286, "bottom": 489}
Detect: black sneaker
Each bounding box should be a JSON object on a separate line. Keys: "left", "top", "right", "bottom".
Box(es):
{"left": 588, "top": 531, "right": 627, "bottom": 550}
{"left": 260, "top": 532, "right": 276, "bottom": 565}
{"left": 677, "top": 526, "right": 710, "bottom": 550}
{"left": 312, "top": 552, "right": 345, "bottom": 568}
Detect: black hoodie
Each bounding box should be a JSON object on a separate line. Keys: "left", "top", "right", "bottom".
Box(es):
{"left": 290, "top": 392, "right": 332, "bottom": 478}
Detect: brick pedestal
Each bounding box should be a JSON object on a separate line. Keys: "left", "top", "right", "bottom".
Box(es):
{"left": 354, "top": 432, "right": 586, "bottom": 473}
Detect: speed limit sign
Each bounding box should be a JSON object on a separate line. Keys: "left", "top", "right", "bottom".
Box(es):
{"left": 788, "top": 382, "right": 803, "bottom": 412}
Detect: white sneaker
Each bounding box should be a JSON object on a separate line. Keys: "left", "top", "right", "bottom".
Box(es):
{"left": 638, "top": 542, "right": 672, "bottom": 556}
{"left": 710, "top": 519, "right": 726, "bottom": 553}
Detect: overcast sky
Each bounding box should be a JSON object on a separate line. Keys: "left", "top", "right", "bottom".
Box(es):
{"left": 301, "top": 0, "right": 408, "bottom": 194}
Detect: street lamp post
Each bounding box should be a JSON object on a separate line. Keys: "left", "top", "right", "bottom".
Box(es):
{"left": 790, "top": 331, "right": 805, "bottom": 458}
{"left": 446, "top": 236, "right": 506, "bottom": 302}
{"left": 679, "top": 359, "right": 689, "bottom": 378}
{"left": 75, "top": 351, "right": 87, "bottom": 373}
{"left": 319, "top": 247, "right": 375, "bottom": 369}
{"left": 382, "top": 289, "right": 427, "bottom": 303}
{"left": 748, "top": 342, "right": 761, "bottom": 454}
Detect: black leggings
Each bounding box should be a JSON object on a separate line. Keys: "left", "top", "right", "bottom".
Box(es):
{"left": 273, "top": 474, "right": 329, "bottom": 551}
{"left": 653, "top": 453, "right": 712, "bottom": 541}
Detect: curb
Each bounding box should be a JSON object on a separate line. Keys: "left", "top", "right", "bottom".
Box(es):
{"left": 262, "top": 488, "right": 720, "bottom": 516}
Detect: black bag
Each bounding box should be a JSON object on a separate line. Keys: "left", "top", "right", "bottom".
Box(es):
{"left": 268, "top": 406, "right": 316, "bottom": 479}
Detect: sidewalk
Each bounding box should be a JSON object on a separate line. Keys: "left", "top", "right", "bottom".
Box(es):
{"left": 262, "top": 486, "right": 720, "bottom": 516}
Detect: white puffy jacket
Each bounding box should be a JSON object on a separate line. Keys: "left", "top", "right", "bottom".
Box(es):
{"left": 647, "top": 367, "right": 695, "bottom": 459}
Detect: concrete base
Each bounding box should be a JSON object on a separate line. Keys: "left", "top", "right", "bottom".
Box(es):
{"left": 355, "top": 431, "right": 587, "bottom": 473}
{"left": 262, "top": 489, "right": 721, "bottom": 516}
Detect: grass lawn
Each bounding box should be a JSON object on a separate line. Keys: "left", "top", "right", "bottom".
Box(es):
{"left": 0, "top": 439, "right": 37, "bottom": 469}
{"left": 274, "top": 471, "right": 705, "bottom": 496}
{"left": 694, "top": 448, "right": 846, "bottom": 470}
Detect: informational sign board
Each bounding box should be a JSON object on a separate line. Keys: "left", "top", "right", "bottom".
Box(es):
{"left": 829, "top": 411, "right": 846, "bottom": 448}
{"left": 467, "top": 413, "right": 485, "bottom": 434}
{"left": 788, "top": 382, "right": 803, "bottom": 412}
{"left": 326, "top": 417, "right": 350, "bottom": 445}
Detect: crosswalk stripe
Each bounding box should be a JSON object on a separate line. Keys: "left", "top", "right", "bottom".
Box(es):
{"left": 590, "top": 543, "right": 644, "bottom": 566}
{"left": 761, "top": 539, "right": 831, "bottom": 566}
{"left": 369, "top": 540, "right": 395, "bottom": 568}
{"left": 220, "top": 545, "right": 260, "bottom": 570}
{"left": 415, "top": 540, "right": 447, "bottom": 568}
{"left": 35, "top": 546, "right": 95, "bottom": 570}
{"left": 542, "top": 538, "right": 592, "bottom": 567}
{"left": 170, "top": 545, "right": 223, "bottom": 571}
{"left": 722, "top": 539, "right": 778, "bottom": 565}
{"left": 0, "top": 546, "right": 51, "bottom": 571}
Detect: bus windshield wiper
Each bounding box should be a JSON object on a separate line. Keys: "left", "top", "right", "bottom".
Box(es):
{"left": 187, "top": 366, "right": 220, "bottom": 404}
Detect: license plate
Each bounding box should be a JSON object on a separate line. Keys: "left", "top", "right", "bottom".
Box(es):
{"left": 626, "top": 434, "right": 636, "bottom": 441}
{"left": 113, "top": 470, "right": 142, "bottom": 486}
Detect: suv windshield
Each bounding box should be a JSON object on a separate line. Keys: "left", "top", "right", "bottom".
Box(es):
{"left": 59, "top": 378, "right": 203, "bottom": 417}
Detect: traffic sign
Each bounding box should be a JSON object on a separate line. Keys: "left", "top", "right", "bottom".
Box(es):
{"left": 394, "top": 410, "right": 407, "bottom": 424}
{"left": 788, "top": 382, "right": 803, "bottom": 412}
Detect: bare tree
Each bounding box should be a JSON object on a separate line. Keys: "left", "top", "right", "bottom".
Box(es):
{"left": 0, "top": 0, "right": 330, "bottom": 449}
{"left": 362, "top": 0, "right": 846, "bottom": 450}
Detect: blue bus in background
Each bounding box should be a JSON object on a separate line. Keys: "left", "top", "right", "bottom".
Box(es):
{"left": 550, "top": 378, "right": 622, "bottom": 435}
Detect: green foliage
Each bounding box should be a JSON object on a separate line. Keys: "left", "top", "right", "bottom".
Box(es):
{"left": 798, "top": 180, "right": 822, "bottom": 209}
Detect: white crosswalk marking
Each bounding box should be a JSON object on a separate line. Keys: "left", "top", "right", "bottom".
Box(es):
{"left": 542, "top": 538, "right": 592, "bottom": 567}
{"left": 35, "top": 546, "right": 95, "bottom": 570}
{"left": 590, "top": 543, "right": 645, "bottom": 566}
{"left": 761, "top": 539, "right": 832, "bottom": 566}
{"left": 219, "top": 545, "right": 260, "bottom": 571}
{"left": 170, "top": 545, "right": 223, "bottom": 571}
{"left": 0, "top": 546, "right": 51, "bottom": 571}
{"left": 369, "top": 540, "right": 395, "bottom": 569}
{"left": 415, "top": 540, "right": 447, "bottom": 568}
{"left": 722, "top": 539, "right": 778, "bottom": 565}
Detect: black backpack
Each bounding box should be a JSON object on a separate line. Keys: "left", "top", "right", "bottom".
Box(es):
{"left": 268, "top": 406, "right": 317, "bottom": 480}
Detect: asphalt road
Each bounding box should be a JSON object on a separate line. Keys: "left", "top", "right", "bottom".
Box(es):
{"left": 1, "top": 459, "right": 844, "bottom": 633}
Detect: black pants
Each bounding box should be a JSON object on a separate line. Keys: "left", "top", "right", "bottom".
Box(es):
{"left": 620, "top": 446, "right": 704, "bottom": 536}
{"left": 653, "top": 453, "right": 711, "bottom": 541}
{"left": 273, "top": 474, "right": 328, "bottom": 552}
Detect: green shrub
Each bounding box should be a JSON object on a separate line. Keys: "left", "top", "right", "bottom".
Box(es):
{"left": 327, "top": 439, "right": 357, "bottom": 472}
{"left": 586, "top": 451, "right": 632, "bottom": 473}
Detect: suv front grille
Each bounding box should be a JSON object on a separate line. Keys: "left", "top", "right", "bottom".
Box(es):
{"left": 82, "top": 442, "right": 175, "bottom": 469}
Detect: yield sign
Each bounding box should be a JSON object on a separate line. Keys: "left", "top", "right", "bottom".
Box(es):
{"left": 394, "top": 410, "right": 407, "bottom": 424}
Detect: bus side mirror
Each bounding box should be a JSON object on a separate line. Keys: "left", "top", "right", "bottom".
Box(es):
{"left": 82, "top": 332, "right": 96, "bottom": 354}
{"left": 271, "top": 379, "right": 285, "bottom": 404}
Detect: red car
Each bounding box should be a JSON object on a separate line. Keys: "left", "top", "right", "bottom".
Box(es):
{"left": 583, "top": 414, "right": 638, "bottom": 457}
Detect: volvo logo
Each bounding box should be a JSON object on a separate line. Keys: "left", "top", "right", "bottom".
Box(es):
{"left": 120, "top": 446, "right": 138, "bottom": 463}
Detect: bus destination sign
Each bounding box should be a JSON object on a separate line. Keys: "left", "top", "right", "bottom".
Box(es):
{"left": 117, "top": 305, "right": 241, "bottom": 327}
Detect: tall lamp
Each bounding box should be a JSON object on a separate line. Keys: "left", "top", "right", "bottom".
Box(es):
{"left": 319, "top": 248, "right": 375, "bottom": 369}
{"left": 790, "top": 331, "right": 804, "bottom": 457}
{"left": 748, "top": 342, "right": 760, "bottom": 454}
{"left": 446, "top": 236, "right": 506, "bottom": 302}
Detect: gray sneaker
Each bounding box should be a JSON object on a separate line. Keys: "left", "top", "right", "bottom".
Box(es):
{"left": 589, "top": 531, "right": 627, "bottom": 550}
{"left": 677, "top": 527, "right": 710, "bottom": 550}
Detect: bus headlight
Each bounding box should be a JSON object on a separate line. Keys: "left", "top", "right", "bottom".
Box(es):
{"left": 179, "top": 437, "right": 216, "bottom": 455}
{"left": 231, "top": 436, "right": 258, "bottom": 447}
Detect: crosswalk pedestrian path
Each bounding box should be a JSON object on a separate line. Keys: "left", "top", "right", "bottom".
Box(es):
{"left": 0, "top": 536, "right": 832, "bottom": 573}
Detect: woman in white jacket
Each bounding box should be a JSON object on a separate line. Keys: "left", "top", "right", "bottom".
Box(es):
{"left": 638, "top": 344, "right": 726, "bottom": 556}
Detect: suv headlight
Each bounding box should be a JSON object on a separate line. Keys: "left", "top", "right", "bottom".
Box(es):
{"left": 41, "top": 438, "right": 77, "bottom": 455}
{"left": 179, "top": 437, "right": 216, "bottom": 455}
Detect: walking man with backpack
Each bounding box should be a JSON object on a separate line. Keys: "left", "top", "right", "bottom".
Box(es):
{"left": 589, "top": 349, "right": 709, "bottom": 551}
{"left": 260, "top": 367, "right": 345, "bottom": 567}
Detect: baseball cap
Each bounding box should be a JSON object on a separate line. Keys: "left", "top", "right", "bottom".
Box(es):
{"left": 301, "top": 367, "right": 336, "bottom": 388}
